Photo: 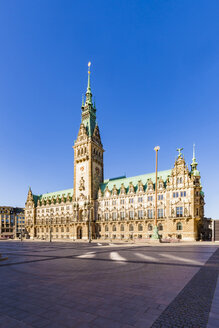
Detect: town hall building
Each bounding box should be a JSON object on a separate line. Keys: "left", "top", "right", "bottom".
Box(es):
{"left": 25, "top": 64, "right": 205, "bottom": 241}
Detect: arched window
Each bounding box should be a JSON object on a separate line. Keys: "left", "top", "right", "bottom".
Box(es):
{"left": 177, "top": 222, "right": 183, "bottom": 231}
{"left": 120, "top": 224, "right": 124, "bottom": 232}
{"left": 105, "top": 225, "right": 109, "bottom": 232}
{"left": 112, "top": 225, "right": 116, "bottom": 232}
{"left": 129, "top": 224, "right": 134, "bottom": 232}
{"left": 84, "top": 147, "right": 87, "bottom": 154}
{"left": 78, "top": 149, "right": 80, "bottom": 156}
{"left": 148, "top": 224, "right": 152, "bottom": 231}
{"left": 158, "top": 223, "right": 163, "bottom": 231}
{"left": 81, "top": 148, "right": 83, "bottom": 155}
{"left": 56, "top": 227, "right": 58, "bottom": 232}
{"left": 138, "top": 224, "right": 143, "bottom": 231}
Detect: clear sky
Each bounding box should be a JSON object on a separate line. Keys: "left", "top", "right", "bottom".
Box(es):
{"left": 0, "top": 1, "right": 218, "bottom": 219}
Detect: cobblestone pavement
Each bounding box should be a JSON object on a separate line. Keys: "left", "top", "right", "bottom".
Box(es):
{"left": 0, "top": 241, "right": 218, "bottom": 328}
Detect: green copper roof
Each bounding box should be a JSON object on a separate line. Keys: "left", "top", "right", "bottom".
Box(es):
{"left": 100, "top": 169, "right": 172, "bottom": 193}
{"left": 39, "top": 188, "right": 73, "bottom": 200}
{"left": 33, "top": 188, "right": 73, "bottom": 205}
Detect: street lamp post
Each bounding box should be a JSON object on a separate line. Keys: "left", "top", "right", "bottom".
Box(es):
{"left": 49, "top": 217, "right": 52, "bottom": 242}
{"left": 152, "top": 146, "right": 160, "bottom": 241}
{"left": 88, "top": 202, "right": 92, "bottom": 243}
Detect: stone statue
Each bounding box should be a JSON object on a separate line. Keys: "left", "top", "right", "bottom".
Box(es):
{"left": 79, "top": 177, "right": 85, "bottom": 191}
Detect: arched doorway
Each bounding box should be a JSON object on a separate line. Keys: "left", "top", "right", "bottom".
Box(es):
{"left": 77, "top": 226, "right": 83, "bottom": 239}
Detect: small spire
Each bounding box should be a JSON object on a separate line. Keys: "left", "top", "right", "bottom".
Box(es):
{"left": 191, "top": 143, "right": 199, "bottom": 174}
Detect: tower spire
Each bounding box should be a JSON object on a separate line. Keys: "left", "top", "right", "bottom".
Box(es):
{"left": 85, "top": 61, "right": 92, "bottom": 105}
{"left": 81, "top": 62, "right": 96, "bottom": 137}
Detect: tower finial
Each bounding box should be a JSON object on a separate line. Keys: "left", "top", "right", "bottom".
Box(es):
{"left": 193, "top": 143, "right": 196, "bottom": 161}
{"left": 85, "top": 61, "right": 92, "bottom": 105}
{"left": 87, "top": 61, "right": 91, "bottom": 92}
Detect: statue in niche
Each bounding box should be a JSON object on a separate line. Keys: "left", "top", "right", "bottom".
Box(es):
{"left": 79, "top": 177, "right": 85, "bottom": 191}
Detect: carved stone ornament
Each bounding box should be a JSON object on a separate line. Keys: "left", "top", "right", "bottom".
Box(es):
{"left": 79, "top": 177, "right": 85, "bottom": 191}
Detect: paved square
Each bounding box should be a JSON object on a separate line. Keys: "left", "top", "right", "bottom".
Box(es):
{"left": 0, "top": 241, "right": 218, "bottom": 328}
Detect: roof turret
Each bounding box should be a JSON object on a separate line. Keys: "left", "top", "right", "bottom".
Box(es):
{"left": 191, "top": 144, "right": 200, "bottom": 176}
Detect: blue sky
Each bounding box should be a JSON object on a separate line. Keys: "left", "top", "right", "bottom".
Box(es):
{"left": 0, "top": 0, "right": 218, "bottom": 219}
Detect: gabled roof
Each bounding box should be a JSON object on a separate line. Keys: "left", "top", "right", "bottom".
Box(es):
{"left": 100, "top": 169, "right": 172, "bottom": 193}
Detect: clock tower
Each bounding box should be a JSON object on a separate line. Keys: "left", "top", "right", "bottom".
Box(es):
{"left": 73, "top": 63, "right": 104, "bottom": 203}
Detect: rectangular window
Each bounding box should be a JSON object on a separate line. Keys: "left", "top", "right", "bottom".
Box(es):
{"left": 148, "top": 209, "right": 153, "bottom": 218}
{"left": 129, "top": 198, "right": 134, "bottom": 204}
{"left": 176, "top": 207, "right": 183, "bottom": 217}
{"left": 148, "top": 196, "right": 153, "bottom": 202}
{"left": 112, "top": 212, "right": 117, "bottom": 220}
{"left": 120, "top": 212, "right": 125, "bottom": 219}
{"left": 138, "top": 210, "right": 143, "bottom": 219}
{"left": 104, "top": 201, "right": 109, "bottom": 206}
{"left": 105, "top": 213, "right": 109, "bottom": 220}
{"left": 120, "top": 199, "right": 125, "bottom": 205}
{"left": 129, "top": 211, "right": 134, "bottom": 219}
{"left": 158, "top": 195, "right": 163, "bottom": 200}
{"left": 138, "top": 197, "right": 143, "bottom": 203}
{"left": 56, "top": 208, "right": 59, "bottom": 211}
{"left": 112, "top": 200, "right": 117, "bottom": 205}
{"left": 158, "top": 209, "right": 163, "bottom": 218}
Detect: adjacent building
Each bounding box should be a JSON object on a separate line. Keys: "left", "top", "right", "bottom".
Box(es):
{"left": 25, "top": 65, "right": 205, "bottom": 241}
{"left": 0, "top": 206, "right": 25, "bottom": 239}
